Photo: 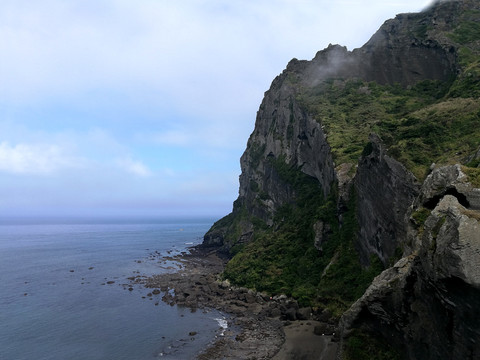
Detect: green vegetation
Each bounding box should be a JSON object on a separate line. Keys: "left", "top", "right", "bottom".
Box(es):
{"left": 296, "top": 77, "right": 480, "bottom": 180}
{"left": 462, "top": 165, "right": 480, "bottom": 187}
{"left": 447, "top": 8, "right": 480, "bottom": 98}
{"left": 411, "top": 207, "right": 431, "bottom": 229}
{"left": 209, "top": 203, "right": 250, "bottom": 251}
{"left": 344, "top": 329, "right": 402, "bottom": 360}
{"left": 448, "top": 60, "right": 480, "bottom": 98}
{"left": 450, "top": 20, "right": 480, "bottom": 45}
{"left": 223, "top": 158, "right": 384, "bottom": 315}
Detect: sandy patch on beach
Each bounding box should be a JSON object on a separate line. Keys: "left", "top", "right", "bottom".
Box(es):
{"left": 273, "top": 321, "right": 338, "bottom": 360}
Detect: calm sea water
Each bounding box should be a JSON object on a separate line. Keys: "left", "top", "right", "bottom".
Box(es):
{"left": 0, "top": 217, "right": 225, "bottom": 360}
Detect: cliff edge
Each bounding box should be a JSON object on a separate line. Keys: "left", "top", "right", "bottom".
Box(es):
{"left": 203, "top": 0, "right": 480, "bottom": 358}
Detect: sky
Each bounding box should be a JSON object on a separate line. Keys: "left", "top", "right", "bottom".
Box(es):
{"left": 0, "top": 0, "right": 433, "bottom": 219}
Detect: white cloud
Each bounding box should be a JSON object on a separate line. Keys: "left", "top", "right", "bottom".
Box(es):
{"left": 0, "top": 0, "right": 435, "bottom": 216}
{"left": 0, "top": 142, "right": 77, "bottom": 175}
{"left": 0, "top": 0, "right": 432, "bottom": 105}
{"left": 116, "top": 156, "right": 152, "bottom": 177}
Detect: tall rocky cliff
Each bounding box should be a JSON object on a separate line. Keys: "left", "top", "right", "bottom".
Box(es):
{"left": 203, "top": 0, "right": 480, "bottom": 358}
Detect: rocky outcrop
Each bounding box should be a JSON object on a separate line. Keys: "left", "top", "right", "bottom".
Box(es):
{"left": 354, "top": 134, "right": 419, "bottom": 265}
{"left": 204, "top": 65, "right": 337, "bottom": 252}
{"left": 203, "top": 1, "right": 480, "bottom": 357}
{"left": 357, "top": 3, "right": 459, "bottom": 86}
{"left": 287, "top": 0, "right": 460, "bottom": 89}
{"left": 417, "top": 164, "right": 480, "bottom": 211}
{"left": 204, "top": 0, "right": 463, "bottom": 254}
{"left": 339, "top": 165, "right": 480, "bottom": 359}
{"left": 239, "top": 71, "right": 336, "bottom": 212}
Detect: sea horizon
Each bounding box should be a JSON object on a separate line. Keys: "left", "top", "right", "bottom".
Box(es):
{"left": 0, "top": 214, "right": 221, "bottom": 225}
{"left": 0, "top": 216, "right": 225, "bottom": 360}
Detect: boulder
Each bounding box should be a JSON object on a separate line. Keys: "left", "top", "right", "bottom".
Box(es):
{"left": 284, "top": 308, "right": 297, "bottom": 321}
{"left": 296, "top": 307, "right": 312, "bottom": 320}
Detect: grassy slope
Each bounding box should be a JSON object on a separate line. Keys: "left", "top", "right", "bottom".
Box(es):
{"left": 298, "top": 79, "right": 480, "bottom": 180}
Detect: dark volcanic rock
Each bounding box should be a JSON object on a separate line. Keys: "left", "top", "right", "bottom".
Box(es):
{"left": 296, "top": 307, "right": 312, "bottom": 321}
{"left": 355, "top": 134, "right": 419, "bottom": 265}
{"left": 284, "top": 308, "right": 297, "bottom": 321}
{"left": 137, "top": 248, "right": 286, "bottom": 359}
{"left": 339, "top": 165, "right": 480, "bottom": 360}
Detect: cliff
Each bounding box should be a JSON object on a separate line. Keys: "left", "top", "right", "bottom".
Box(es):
{"left": 203, "top": 0, "right": 480, "bottom": 358}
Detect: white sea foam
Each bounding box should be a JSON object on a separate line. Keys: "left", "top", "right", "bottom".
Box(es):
{"left": 215, "top": 317, "right": 228, "bottom": 336}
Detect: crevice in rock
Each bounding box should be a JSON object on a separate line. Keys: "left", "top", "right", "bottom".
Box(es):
{"left": 423, "top": 188, "right": 470, "bottom": 210}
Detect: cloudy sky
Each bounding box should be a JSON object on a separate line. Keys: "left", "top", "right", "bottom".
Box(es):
{"left": 0, "top": 0, "right": 432, "bottom": 218}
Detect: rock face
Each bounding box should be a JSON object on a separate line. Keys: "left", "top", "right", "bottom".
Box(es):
{"left": 203, "top": 64, "right": 337, "bottom": 251}
{"left": 340, "top": 165, "right": 480, "bottom": 359}
{"left": 357, "top": 5, "right": 458, "bottom": 86}
{"left": 239, "top": 77, "right": 336, "bottom": 217}
{"left": 204, "top": 0, "right": 464, "bottom": 253}
{"left": 354, "top": 134, "right": 419, "bottom": 265}
{"left": 203, "top": 0, "right": 480, "bottom": 358}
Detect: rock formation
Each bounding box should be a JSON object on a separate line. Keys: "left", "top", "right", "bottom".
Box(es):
{"left": 340, "top": 165, "right": 480, "bottom": 359}
{"left": 203, "top": 0, "right": 480, "bottom": 358}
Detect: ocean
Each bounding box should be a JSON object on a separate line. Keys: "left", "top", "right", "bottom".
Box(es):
{"left": 0, "top": 217, "right": 225, "bottom": 360}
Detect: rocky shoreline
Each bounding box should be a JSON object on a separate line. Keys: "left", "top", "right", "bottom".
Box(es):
{"left": 128, "top": 246, "right": 338, "bottom": 359}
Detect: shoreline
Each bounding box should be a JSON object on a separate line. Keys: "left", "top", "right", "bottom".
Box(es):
{"left": 130, "top": 246, "right": 338, "bottom": 359}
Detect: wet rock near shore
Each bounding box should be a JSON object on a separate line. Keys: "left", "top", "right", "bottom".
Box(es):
{"left": 126, "top": 246, "right": 337, "bottom": 359}
{"left": 142, "top": 257, "right": 328, "bottom": 325}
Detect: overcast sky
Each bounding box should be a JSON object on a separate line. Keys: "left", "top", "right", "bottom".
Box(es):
{"left": 0, "top": 0, "right": 432, "bottom": 218}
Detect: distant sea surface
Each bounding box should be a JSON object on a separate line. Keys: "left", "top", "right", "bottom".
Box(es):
{"left": 0, "top": 217, "right": 224, "bottom": 360}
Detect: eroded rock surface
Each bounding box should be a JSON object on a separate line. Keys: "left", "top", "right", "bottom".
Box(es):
{"left": 355, "top": 134, "right": 420, "bottom": 265}
{"left": 340, "top": 165, "right": 480, "bottom": 359}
